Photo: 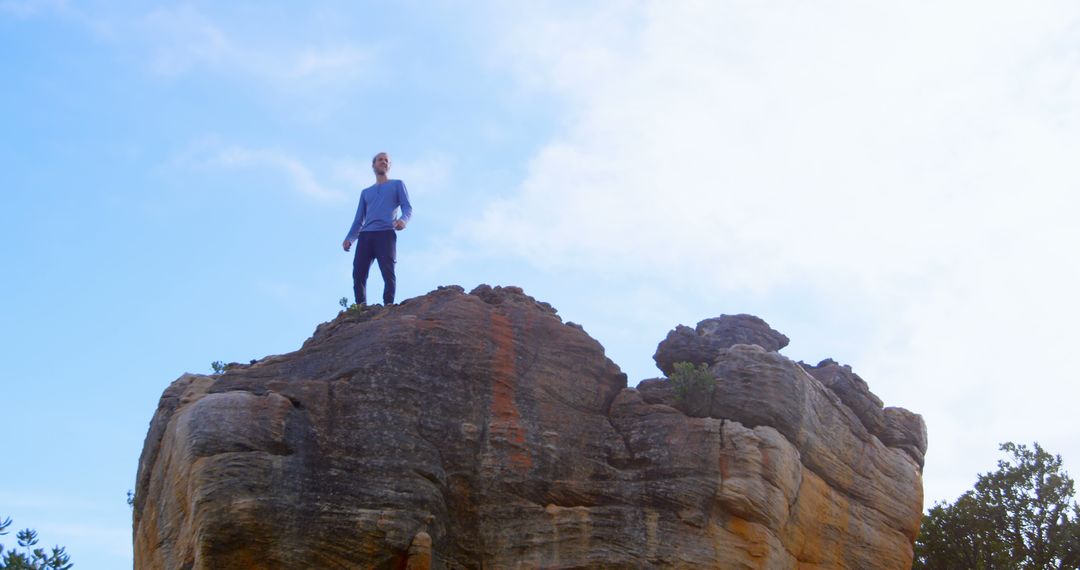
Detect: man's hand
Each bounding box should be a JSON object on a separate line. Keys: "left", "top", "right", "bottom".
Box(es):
{"left": 393, "top": 219, "right": 406, "bottom": 231}
{"left": 342, "top": 239, "right": 352, "bottom": 252}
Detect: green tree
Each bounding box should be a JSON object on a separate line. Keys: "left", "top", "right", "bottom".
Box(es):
{"left": 666, "top": 361, "right": 715, "bottom": 415}
{"left": 0, "top": 516, "right": 72, "bottom": 570}
{"left": 914, "top": 442, "right": 1080, "bottom": 569}
{"left": 915, "top": 492, "right": 1012, "bottom": 569}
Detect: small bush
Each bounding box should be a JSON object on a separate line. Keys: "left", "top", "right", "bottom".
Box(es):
{"left": 338, "top": 296, "right": 367, "bottom": 313}
{"left": 668, "top": 361, "right": 714, "bottom": 406}
{"left": 210, "top": 361, "right": 226, "bottom": 374}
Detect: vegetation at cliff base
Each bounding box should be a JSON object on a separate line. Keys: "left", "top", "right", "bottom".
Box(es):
{"left": 0, "top": 516, "right": 72, "bottom": 570}
{"left": 914, "top": 442, "right": 1080, "bottom": 569}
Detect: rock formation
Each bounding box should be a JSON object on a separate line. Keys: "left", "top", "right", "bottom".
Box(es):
{"left": 133, "top": 285, "right": 926, "bottom": 569}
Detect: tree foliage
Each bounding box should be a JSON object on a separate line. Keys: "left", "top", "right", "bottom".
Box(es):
{"left": 667, "top": 361, "right": 715, "bottom": 414}
{"left": 668, "top": 361, "right": 713, "bottom": 400}
{"left": 914, "top": 442, "right": 1080, "bottom": 570}
{"left": 0, "top": 516, "right": 72, "bottom": 570}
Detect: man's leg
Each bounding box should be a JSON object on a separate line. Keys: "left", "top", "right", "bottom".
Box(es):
{"left": 373, "top": 230, "right": 398, "bottom": 305}
{"left": 352, "top": 234, "right": 377, "bottom": 305}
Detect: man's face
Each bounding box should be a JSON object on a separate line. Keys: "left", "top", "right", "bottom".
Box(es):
{"left": 373, "top": 153, "right": 391, "bottom": 175}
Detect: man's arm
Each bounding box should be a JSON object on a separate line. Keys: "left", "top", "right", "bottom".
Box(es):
{"left": 343, "top": 192, "right": 368, "bottom": 249}
{"left": 394, "top": 181, "right": 413, "bottom": 230}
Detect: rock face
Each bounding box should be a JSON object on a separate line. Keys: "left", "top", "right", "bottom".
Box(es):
{"left": 134, "top": 285, "right": 926, "bottom": 569}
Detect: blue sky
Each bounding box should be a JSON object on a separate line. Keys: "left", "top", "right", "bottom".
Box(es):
{"left": 3, "top": 2, "right": 1080, "bottom": 567}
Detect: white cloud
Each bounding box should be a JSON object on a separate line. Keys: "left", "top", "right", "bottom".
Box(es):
{"left": 178, "top": 143, "right": 455, "bottom": 205}
{"left": 135, "top": 6, "right": 369, "bottom": 85}
{"left": 26, "top": 3, "right": 371, "bottom": 104}
{"left": 471, "top": 1, "right": 1080, "bottom": 504}
{"left": 478, "top": 2, "right": 1079, "bottom": 282}
{"left": 170, "top": 138, "right": 344, "bottom": 201}
{"left": 139, "top": 6, "right": 230, "bottom": 76}
{"left": 212, "top": 145, "right": 343, "bottom": 201}
{"left": 286, "top": 46, "right": 368, "bottom": 82}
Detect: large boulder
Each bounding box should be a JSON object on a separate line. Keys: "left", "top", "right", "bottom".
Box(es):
{"left": 653, "top": 314, "right": 790, "bottom": 375}
{"left": 134, "top": 285, "right": 926, "bottom": 569}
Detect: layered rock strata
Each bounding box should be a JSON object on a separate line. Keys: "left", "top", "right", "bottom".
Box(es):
{"left": 134, "top": 285, "right": 926, "bottom": 569}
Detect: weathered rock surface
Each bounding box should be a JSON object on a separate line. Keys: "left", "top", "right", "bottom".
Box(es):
{"left": 801, "top": 359, "right": 928, "bottom": 468}
{"left": 653, "top": 314, "right": 790, "bottom": 375}
{"left": 134, "top": 285, "right": 926, "bottom": 569}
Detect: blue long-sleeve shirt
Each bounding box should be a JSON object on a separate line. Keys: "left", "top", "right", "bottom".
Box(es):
{"left": 343, "top": 179, "right": 413, "bottom": 241}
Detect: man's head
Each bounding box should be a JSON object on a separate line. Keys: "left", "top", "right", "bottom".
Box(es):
{"left": 372, "top": 152, "right": 391, "bottom": 176}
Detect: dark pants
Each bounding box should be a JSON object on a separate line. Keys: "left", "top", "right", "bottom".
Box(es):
{"left": 352, "top": 230, "right": 397, "bottom": 305}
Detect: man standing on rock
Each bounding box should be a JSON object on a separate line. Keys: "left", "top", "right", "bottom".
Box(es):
{"left": 343, "top": 152, "right": 413, "bottom": 306}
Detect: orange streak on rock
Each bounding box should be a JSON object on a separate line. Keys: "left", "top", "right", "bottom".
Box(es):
{"left": 789, "top": 473, "right": 849, "bottom": 567}
{"left": 726, "top": 517, "right": 771, "bottom": 563}
{"left": 488, "top": 312, "right": 532, "bottom": 472}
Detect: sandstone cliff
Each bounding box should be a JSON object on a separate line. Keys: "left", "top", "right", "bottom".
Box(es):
{"left": 133, "top": 285, "right": 926, "bottom": 569}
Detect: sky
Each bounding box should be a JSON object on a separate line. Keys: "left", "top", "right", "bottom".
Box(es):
{"left": 2, "top": 1, "right": 1079, "bottom": 567}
